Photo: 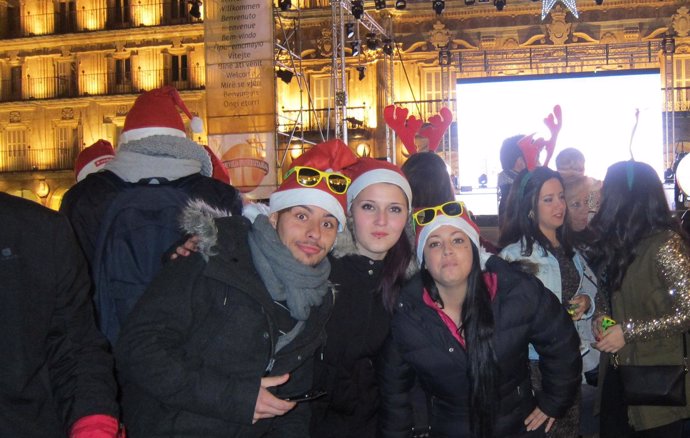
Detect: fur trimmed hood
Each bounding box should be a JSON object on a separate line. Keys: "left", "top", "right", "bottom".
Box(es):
{"left": 179, "top": 199, "right": 234, "bottom": 261}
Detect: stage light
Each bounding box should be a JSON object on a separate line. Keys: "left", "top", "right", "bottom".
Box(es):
{"left": 382, "top": 38, "right": 393, "bottom": 56}
{"left": 494, "top": 0, "right": 505, "bottom": 10}
{"left": 366, "top": 33, "right": 378, "bottom": 51}
{"left": 464, "top": 0, "right": 475, "bottom": 4}
{"left": 432, "top": 0, "right": 444, "bottom": 14}
{"left": 351, "top": 0, "right": 364, "bottom": 19}
{"left": 276, "top": 69, "right": 294, "bottom": 84}
{"left": 277, "top": 0, "right": 291, "bottom": 10}
{"left": 345, "top": 22, "right": 355, "bottom": 39}
{"left": 356, "top": 66, "right": 366, "bottom": 81}
{"left": 662, "top": 35, "right": 676, "bottom": 55}
{"left": 394, "top": 0, "right": 406, "bottom": 9}
{"left": 375, "top": 0, "right": 386, "bottom": 9}
{"left": 350, "top": 40, "right": 361, "bottom": 56}
{"left": 594, "top": 0, "right": 603, "bottom": 4}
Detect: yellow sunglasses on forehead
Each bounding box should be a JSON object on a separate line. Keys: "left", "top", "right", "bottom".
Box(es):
{"left": 284, "top": 166, "right": 352, "bottom": 195}
{"left": 413, "top": 201, "right": 465, "bottom": 226}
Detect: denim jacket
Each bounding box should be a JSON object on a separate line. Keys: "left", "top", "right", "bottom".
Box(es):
{"left": 500, "top": 240, "right": 599, "bottom": 373}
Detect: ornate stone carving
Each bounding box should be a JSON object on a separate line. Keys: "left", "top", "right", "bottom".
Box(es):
{"left": 316, "top": 27, "right": 333, "bottom": 57}
{"left": 9, "top": 111, "right": 20, "bottom": 123}
{"left": 61, "top": 108, "right": 74, "bottom": 120}
{"left": 545, "top": 5, "right": 572, "bottom": 45}
{"left": 428, "top": 21, "right": 452, "bottom": 50}
{"left": 672, "top": 6, "right": 690, "bottom": 37}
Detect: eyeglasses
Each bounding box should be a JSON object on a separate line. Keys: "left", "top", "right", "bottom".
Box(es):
{"left": 413, "top": 201, "right": 465, "bottom": 226}
{"left": 284, "top": 166, "right": 351, "bottom": 195}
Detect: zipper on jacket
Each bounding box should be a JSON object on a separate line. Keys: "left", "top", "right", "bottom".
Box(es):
{"left": 265, "top": 357, "right": 276, "bottom": 373}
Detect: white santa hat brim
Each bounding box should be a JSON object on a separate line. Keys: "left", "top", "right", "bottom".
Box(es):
{"left": 347, "top": 168, "right": 412, "bottom": 211}
{"left": 416, "top": 215, "right": 490, "bottom": 270}
{"left": 269, "top": 187, "right": 346, "bottom": 232}
{"left": 76, "top": 156, "right": 114, "bottom": 182}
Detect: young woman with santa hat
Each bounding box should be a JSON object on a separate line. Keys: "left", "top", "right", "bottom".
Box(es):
{"left": 378, "top": 201, "right": 581, "bottom": 438}
{"left": 310, "top": 157, "right": 415, "bottom": 438}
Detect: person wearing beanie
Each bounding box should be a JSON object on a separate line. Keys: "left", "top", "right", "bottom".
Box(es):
{"left": 61, "top": 86, "right": 242, "bottom": 265}
{"left": 310, "top": 157, "right": 414, "bottom": 438}
{"left": 378, "top": 200, "right": 581, "bottom": 438}
{"left": 74, "top": 139, "right": 115, "bottom": 182}
{"left": 0, "top": 192, "right": 122, "bottom": 438}
{"left": 115, "top": 139, "right": 358, "bottom": 437}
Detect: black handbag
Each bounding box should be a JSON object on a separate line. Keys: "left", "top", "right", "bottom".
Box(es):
{"left": 617, "top": 333, "right": 688, "bottom": 406}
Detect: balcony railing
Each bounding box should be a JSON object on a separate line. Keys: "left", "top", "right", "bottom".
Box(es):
{"left": 0, "top": 147, "right": 76, "bottom": 172}
{"left": 279, "top": 106, "right": 369, "bottom": 133}
{"left": 2, "top": 2, "right": 202, "bottom": 38}
{"left": 0, "top": 67, "right": 205, "bottom": 102}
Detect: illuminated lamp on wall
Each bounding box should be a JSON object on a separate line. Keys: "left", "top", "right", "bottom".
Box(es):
{"left": 35, "top": 178, "right": 50, "bottom": 199}
{"left": 356, "top": 143, "right": 371, "bottom": 157}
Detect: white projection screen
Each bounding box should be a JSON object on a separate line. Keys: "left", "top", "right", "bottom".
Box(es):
{"left": 455, "top": 69, "right": 664, "bottom": 215}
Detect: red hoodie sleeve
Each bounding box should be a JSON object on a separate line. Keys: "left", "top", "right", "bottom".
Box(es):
{"left": 70, "top": 414, "right": 123, "bottom": 438}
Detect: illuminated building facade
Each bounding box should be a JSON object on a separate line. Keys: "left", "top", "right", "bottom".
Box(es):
{"left": 0, "top": 0, "right": 688, "bottom": 208}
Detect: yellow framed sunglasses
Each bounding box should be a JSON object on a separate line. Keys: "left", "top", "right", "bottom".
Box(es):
{"left": 413, "top": 201, "right": 465, "bottom": 226}
{"left": 284, "top": 166, "right": 351, "bottom": 195}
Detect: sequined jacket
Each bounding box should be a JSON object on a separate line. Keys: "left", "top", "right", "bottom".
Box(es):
{"left": 611, "top": 230, "right": 690, "bottom": 431}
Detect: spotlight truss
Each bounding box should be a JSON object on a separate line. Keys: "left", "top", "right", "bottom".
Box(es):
{"left": 394, "top": 0, "right": 406, "bottom": 9}
{"left": 382, "top": 38, "right": 393, "bottom": 56}
{"left": 432, "top": 0, "right": 444, "bottom": 15}
{"left": 366, "top": 33, "right": 378, "bottom": 51}
{"left": 350, "top": 40, "right": 361, "bottom": 56}
{"left": 494, "top": 0, "right": 505, "bottom": 10}
{"left": 375, "top": 0, "right": 386, "bottom": 9}
{"left": 345, "top": 22, "right": 355, "bottom": 39}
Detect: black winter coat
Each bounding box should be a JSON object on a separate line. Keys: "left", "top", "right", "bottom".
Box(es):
{"left": 115, "top": 215, "right": 334, "bottom": 438}
{"left": 311, "top": 254, "right": 390, "bottom": 437}
{"left": 378, "top": 255, "right": 581, "bottom": 438}
{"left": 0, "top": 193, "right": 119, "bottom": 437}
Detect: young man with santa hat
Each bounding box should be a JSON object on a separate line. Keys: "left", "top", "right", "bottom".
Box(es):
{"left": 114, "top": 139, "right": 358, "bottom": 437}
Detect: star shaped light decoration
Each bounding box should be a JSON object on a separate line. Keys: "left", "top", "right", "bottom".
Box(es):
{"left": 542, "top": 0, "right": 579, "bottom": 20}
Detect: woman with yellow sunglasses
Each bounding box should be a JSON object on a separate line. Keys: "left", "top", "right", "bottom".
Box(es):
{"left": 310, "top": 157, "right": 414, "bottom": 438}
{"left": 378, "top": 200, "right": 581, "bottom": 438}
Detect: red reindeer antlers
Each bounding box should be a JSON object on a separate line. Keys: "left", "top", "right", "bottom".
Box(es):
{"left": 420, "top": 107, "right": 453, "bottom": 152}
{"left": 383, "top": 105, "right": 423, "bottom": 155}
{"left": 383, "top": 105, "right": 453, "bottom": 155}
{"left": 518, "top": 105, "right": 562, "bottom": 171}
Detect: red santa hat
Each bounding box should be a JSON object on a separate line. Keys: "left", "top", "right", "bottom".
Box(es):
{"left": 203, "top": 145, "right": 231, "bottom": 185}
{"left": 414, "top": 201, "right": 481, "bottom": 264}
{"left": 344, "top": 157, "right": 412, "bottom": 211}
{"left": 269, "top": 139, "right": 358, "bottom": 231}
{"left": 118, "top": 86, "right": 203, "bottom": 146}
{"left": 74, "top": 139, "right": 115, "bottom": 182}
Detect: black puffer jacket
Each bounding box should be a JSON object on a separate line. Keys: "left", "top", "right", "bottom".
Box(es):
{"left": 115, "top": 213, "right": 334, "bottom": 438}
{"left": 378, "top": 255, "right": 581, "bottom": 438}
{"left": 0, "top": 193, "right": 118, "bottom": 437}
{"left": 310, "top": 253, "right": 390, "bottom": 437}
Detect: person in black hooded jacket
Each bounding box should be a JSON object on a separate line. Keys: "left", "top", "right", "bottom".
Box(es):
{"left": 378, "top": 200, "right": 581, "bottom": 438}
{"left": 0, "top": 192, "right": 120, "bottom": 438}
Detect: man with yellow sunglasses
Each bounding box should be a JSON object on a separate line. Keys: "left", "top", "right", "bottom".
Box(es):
{"left": 116, "top": 139, "right": 358, "bottom": 438}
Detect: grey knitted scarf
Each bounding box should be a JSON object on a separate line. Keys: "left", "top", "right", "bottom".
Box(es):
{"left": 248, "top": 215, "right": 331, "bottom": 322}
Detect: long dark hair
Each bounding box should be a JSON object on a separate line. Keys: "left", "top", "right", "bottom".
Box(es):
{"left": 587, "top": 161, "right": 684, "bottom": 292}
{"left": 421, "top": 244, "right": 498, "bottom": 438}
{"left": 401, "top": 152, "right": 455, "bottom": 208}
{"left": 380, "top": 228, "right": 413, "bottom": 313}
{"left": 498, "top": 167, "right": 573, "bottom": 258}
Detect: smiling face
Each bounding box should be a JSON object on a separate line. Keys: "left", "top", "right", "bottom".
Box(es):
{"left": 351, "top": 183, "right": 409, "bottom": 261}
{"left": 536, "top": 177, "right": 566, "bottom": 237}
{"left": 270, "top": 205, "right": 339, "bottom": 266}
{"left": 422, "top": 225, "right": 473, "bottom": 292}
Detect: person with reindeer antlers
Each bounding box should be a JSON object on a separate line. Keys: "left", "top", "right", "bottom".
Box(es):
{"left": 499, "top": 106, "right": 600, "bottom": 438}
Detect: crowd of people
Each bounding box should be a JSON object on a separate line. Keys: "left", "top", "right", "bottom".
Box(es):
{"left": 3, "top": 86, "right": 690, "bottom": 438}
